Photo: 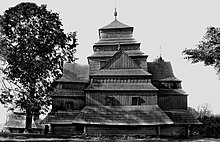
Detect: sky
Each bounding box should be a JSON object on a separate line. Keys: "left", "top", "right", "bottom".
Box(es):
{"left": 1, "top": 0, "right": 220, "bottom": 124}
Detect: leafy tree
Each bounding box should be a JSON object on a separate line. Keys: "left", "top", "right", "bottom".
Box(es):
{"left": 197, "top": 103, "right": 212, "bottom": 118}
{"left": 183, "top": 27, "right": 220, "bottom": 75}
{"left": 0, "top": 2, "right": 77, "bottom": 132}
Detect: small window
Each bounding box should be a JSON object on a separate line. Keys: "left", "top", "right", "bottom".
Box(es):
{"left": 56, "top": 84, "right": 62, "bottom": 89}
{"left": 106, "top": 96, "right": 114, "bottom": 106}
{"left": 172, "top": 82, "right": 181, "bottom": 89}
{"left": 66, "top": 101, "right": 74, "bottom": 111}
{"left": 132, "top": 97, "right": 143, "bottom": 106}
{"left": 133, "top": 59, "right": 140, "bottom": 66}
{"left": 100, "top": 61, "right": 107, "bottom": 68}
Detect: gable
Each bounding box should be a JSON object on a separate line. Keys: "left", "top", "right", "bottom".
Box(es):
{"left": 102, "top": 49, "right": 140, "bottom": 69}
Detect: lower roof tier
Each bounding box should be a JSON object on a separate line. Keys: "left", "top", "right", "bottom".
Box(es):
{"left": 42, "top": 111, "right": 80, "bottom": 124}
{"left": 92, "top": 68, "right": 151, "bottom": 77}
{"left": 164, "top": 110, "right": 202, "bottom": 125}
{"left": 72, "top": 105, "right": 173, "bottom": 125}
{"left": 85, "top": 82, "right": 158, "bottom": 91}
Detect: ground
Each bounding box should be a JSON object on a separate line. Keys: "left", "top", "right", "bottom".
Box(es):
{"left": 0, "top": 137, "right": 220, "bottom": 142}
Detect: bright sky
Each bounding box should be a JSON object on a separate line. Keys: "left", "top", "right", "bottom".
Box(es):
{"left": 1, "top": 0, "right": 220, "bottom": 124}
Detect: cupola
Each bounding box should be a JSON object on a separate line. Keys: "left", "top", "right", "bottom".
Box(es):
{"left": 97, "top": 9, "right": 136, "bottom": 44}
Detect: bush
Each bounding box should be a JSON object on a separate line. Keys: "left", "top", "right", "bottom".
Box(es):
{"left": 190, "top": 116, "right": 220, "bottom": 138}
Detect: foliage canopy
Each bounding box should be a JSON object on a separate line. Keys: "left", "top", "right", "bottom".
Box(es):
{"left": 183, "top": 27, "right": 220, "bottom": 75}
{"left": 0, "top": 2, "right": 77, "bottom": 130}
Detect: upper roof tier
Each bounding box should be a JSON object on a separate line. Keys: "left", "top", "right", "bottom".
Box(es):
{"left": 97, "top": 18, "right": 136, "bottom": 45}
{"left": 147, "top": 59, "right": 181, "bottom": 82}
{"left": 100, "top": 19, "right": 133, "bottom": 30}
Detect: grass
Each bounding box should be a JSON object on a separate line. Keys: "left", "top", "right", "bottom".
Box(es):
{"left": 1, "top": 133, "right": 220, "bottom": 142}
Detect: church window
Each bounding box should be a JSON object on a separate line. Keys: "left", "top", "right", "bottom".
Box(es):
{"left": 106, "top": 96, "right": 120, "bottom": 106}
{"left": 106, "top": 96, "right": 114, "bottom": 106}
{"left": 100, "top": 60, "right": 107, "bottom": 68}
{"left": 66, "top": 101, "right": 74, "bottom": 111}
{"left": 172, "top": 82, "right": 181, "bottom": 89}
{"left": 132, "top": 96, "right": 142, "bottom": 105}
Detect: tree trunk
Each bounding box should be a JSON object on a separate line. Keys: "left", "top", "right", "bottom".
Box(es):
{"left": 24, "top": 88, "right": 35, "bottom": 133}
{"left": 25, "top": 109, "right": 33, "bottom": 133}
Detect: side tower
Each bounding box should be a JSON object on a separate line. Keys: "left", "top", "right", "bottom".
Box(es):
{"left": 148, "top": 57, "right": 201, "bottom": 136}
{"left": 43, "top": 63, "right": 89, "bottom": 136}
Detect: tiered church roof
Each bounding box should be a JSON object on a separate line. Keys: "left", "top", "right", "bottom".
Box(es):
{"left": 42, "top": 8, "right": 201, "bottom": 137}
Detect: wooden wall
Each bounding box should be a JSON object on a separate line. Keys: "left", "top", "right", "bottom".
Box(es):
{"left": 51, "top": 124, "right": 75, "bottom": 136}
{"left": 86, "top": 125, "right": 156, "bottom": 136}
{"left": 51, "top": 124, "right": 83, "bottom": 136}
{"left": 86, "top": 92, "right": 157, "bottom": 106}
{"left": 52, "top": 82, "right": 88, "bottom": 112}
{"left": 88, "top": 59, "right": 101, "bottom": 75}
{"left": 104, "top": 52, "right": 138, "bottom": 69}
{"left": 88, "top": 56, "right": 148, "bottom": 75}
{"left": 160, "top": 125, "right": 186, "bottom": 137}
{"left": 52, "top": 97, "right": 85, "bottom": 112}
{"left": 131, "top": 57, "right": 148, "bottom": 71}
{"left": 100, "top": 30, "right": 132, "bottom": 39}
{"left": 50, "top": 124, "right": 188, "bottom": 137}
{"left": 158, "top": 95, "right": 187, "bottom": 110}
{"left": 93, "top": 44, "right": 140, "bottom": 52}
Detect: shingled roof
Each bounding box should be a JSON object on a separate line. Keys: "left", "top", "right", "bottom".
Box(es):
{"left": 85, "top": 82, "right": 158, "bottom": 91}
{"left": 73, "top": 105, "right": 173, "bottom": 125}
{"left": 92, "top": 69, "right": 151, "bottom": 77}
{"left": 41, "top": 111, "right": 80, "bottom": 124}
{"left": 92, "top": 49, "right": 151, "bottom": 77}
{"left": 164, "top": 110, "right": 202, "bottom": 125}
{"left": 100, "top": 19, "right": 132, "bottom": 30}
{"left": 148, "top": 61, "right": 181, "bottom": 81}
{"left": 57, "top": 63, "right": 89, "bottom": 83}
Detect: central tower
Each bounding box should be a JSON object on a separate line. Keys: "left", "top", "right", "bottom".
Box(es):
{"left": 73, "top": 10, "right": 174, "bottom": 136}
{"left": 88, "top": 10, "right": 148, "bottom": 75}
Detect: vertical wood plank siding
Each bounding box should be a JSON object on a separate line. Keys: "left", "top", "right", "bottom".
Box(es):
{"left": 160, "top": 125, "right": 186, "bottom": 137}
{"left": 51, "top": 124, "right": 75, "bottom": 136}
{"left": 140, "top": 59, "right": 148, "bottom": 71}
{"left": 53, "top": 98, "right": 85, "bottom": 111}
{"left": 105, "top": 52, "right": 137, "bottom": 69}
{"left": 89, "top": 59, "right": 100, "bottom": 75}
{"left": 86, "top": 125, "right": 156, "bottom": 136}
{"left": 86, "top": 92, "right": 157, "bottom": 106}
{"left": 158, "top": 95, "right": 187, "bottom": 110}
{"left": 130, "top": 57, "right": 148, "bottom": 72}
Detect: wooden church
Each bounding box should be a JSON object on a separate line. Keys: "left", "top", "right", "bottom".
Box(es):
{"left": 43, "top": 9, "right": 201, "bottom": 137}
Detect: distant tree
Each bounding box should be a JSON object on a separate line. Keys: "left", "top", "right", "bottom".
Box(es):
{"left": 183, "top": 27, "right": 220, "bottom": 76}
{"left": 0, "top": 2, "right": 77, "bottom": 132}
{"left": 197, "top": 103, "right": 212, "bottom": 118}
